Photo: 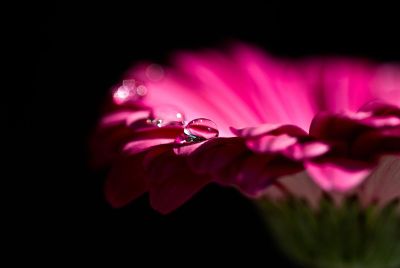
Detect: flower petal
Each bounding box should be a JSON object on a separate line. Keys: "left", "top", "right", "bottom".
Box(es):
{"left": 187, "top": 137, "right": 248, "bottom": 175}
{"left": 231, "top": 124, "right": 307, "bottom": 138}
{"left": 305, "top": 159, "right": 372, "bottom": 192}
{"left": 232, "top": 44, "right": 316, "bottom": 130}
{"left": 105, "top": 154, "right": 148, "bottom": 208}
{"left": 216, "top": 152, "right": 302, "bottom": 196}
{"left": 358, "top": 156, "right": 400, "bottom": 207}
{"left": 321, "top": 60, "right": 375, "bottom": 112}
{"left": 143, "top": 146, "right": 211, "bottom": 214}
{"left": 359, "top": 101, "right": 400, "bottom": 117}
{"left": 246, "top": 134, "right": 298, "bottom": 154}
{"left": 173, "top": 140, "right": 207, "bottom": 156}
{"left": 309, "top": 112, "right": 369, "bottom": 140}
{"left": 123, "top": 138, "right": 176, "bottom": 155}
{"left": 352, "top": 128, "right": 400, "bottom": 159}
{"left": 283, "top": 141, "right": 330, "bottom": 160}
{"left": 90, "top": 126, "right": 137, "bottom": 168}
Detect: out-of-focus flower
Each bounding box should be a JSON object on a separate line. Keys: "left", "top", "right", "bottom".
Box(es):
{"left": 92, "top": 44, "right": 400, "bottom": 214}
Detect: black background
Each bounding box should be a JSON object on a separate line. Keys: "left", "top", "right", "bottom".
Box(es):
{"left": 11, "top": 4, "right": 400, "bottom": 266}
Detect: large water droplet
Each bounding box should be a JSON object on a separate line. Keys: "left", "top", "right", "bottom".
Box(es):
{"left": 113, "top": 79, "right": 147, "bottom": 104}
{"left": 148, "top": 105, "right": 185, "bottom": 127}
{"left": 184, "top": 118, "right": 219, "bottom": 139}
{"left": 175, "top": 118, "right": 219, "bottom": 144}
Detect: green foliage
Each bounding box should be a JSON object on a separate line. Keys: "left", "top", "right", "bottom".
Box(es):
{"left": 257, "top": 196, "right": 400, "bottom": 268}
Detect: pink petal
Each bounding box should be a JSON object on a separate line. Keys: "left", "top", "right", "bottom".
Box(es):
{"left": 357, "top": 156, "right": 400, "bottom": 207}
{"left": 232, "top": 44, "right": 316, "bottom": 130}
{"left": 352, "top": 128, "right": 400, "bottom": 158}
{"left": 231, "top": 124, "right": 307, "bottom": 138}
{"left": 216, "top": 153, "right": 302, "bottom": 196}
{"left": 246, "top": 134, "right": 298, "bottom": 153}
{"left": 125, "top": 110, "right": 151, "bottom": 126}
{"left": 321, "top": 60, "right": 375, "bottom": 112}
{"left": 309, "top": 112, "right": 369, "bottom": 140}
{"left": 283, "top": 141, "right": 330, "bottom": 160}
{"left": 361, "top": 116, "right": 400, "bottom": 128}
{"left": 187, "top": 137, "right": 248, "bottom": 175}
{"left": 174, "top": 51, "right": 263, "bottom": 127}
{"left": 370, "top": 65, "right": 400, "bottom": 106}
{"left": 230, "top": 155, "right": 276, "bottom": 196}
{"left": 277, "top": 172, "right": 323, "bottom": 209}
{"left": 90, "top": 126, "right": 138, "bottom": 168}
{"left": 305, "top": 160, "right": 372, "bottom": 192}
{"left": 131, "top": 126, "right": 183, "bottom": 139}
{"left": 105, "top": 154, "right": 148, "bottom": 208}
{"left": 100, "top": 110, "right": 138, "bottom": 128}
{"left": 123, "top": 138, "right": 176, "bottom": 154}
{"left": 143, "top": 146, "right": 211, "bottom": 214}
{"left": 231, "top": 124, "right": 281, "bottom": 137}
{"left": 359, "top": 101, "right": 400, "bottom": 117}
{"left": 91, "top": 126, "right": 183, "bottom": 168}
{"left": 173, "top": 140, "right": 207, "bottom": 156}
{"left": 131, "top": 56, "right": 265, "bottom": 137}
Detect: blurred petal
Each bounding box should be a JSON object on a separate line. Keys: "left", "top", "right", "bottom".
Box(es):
{"left": 352, "top": 128, "right": 400, "bottom": 158}
{"left": 359, "top": 101, "right": 400, "bottom": 117}
{"left": 232, "top": 124, "right": 307, "bottom": 138}
{"left": 246, "top": 134, "right": 298, "bottom": 154}
{"left": 123, "top": 138, "right": 176, "bottom": 154}
{"left": 143, "top": 146, "right": 211, "bottom": 214}
{"left": 358, "top": 156, "right": 400, "bottom": 207}
{"left": 105, "top": 154, "right": 148, "bottom": 208}
{"left": 309, "top": 112, "right": 369, "bottom": 140}
{"left": 305, "top": 160, "right": 372, "bottom": 192}
{"left": 188, "top": 137, "right": 248, "bottom": 175}
{"left": 283, "top": 141, "right": 330, "bottom": 160}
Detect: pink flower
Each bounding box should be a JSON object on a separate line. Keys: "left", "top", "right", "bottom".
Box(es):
{"left": 92, "top": 44, "right": 400, "bottom": 214}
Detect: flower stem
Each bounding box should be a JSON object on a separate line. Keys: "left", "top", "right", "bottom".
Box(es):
{"left": 256, "top": 196, "right": 400, "bottom": 268}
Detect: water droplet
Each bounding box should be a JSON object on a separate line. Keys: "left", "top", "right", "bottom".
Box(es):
{"left": 175, "top": 118, "right": 219, "bottom": 144}
{"left": 148, "top": 105, "right": 185, "bottom": 127}
{"left": 175, "top": 134, "right": 200, "bottom": 144}
{"left": 113, "top": 79, "right": 147, "bottom": 104}
{"left": 184, "top": 118, "right": 219, "bottom": 139}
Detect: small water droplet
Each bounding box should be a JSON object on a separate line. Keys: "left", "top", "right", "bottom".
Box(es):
{"left": 184, "top": 118, "right": 219, "bottom": 139}
{"left": 148, "top": 105, "right": 185, "bottom": 127}
{"left": 175, "top": 118, "right": 219, "bottom": 144}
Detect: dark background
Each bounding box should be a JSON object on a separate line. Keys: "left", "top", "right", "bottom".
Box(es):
{"left": 11, "top": 4, "right": 400, "bottom": 266}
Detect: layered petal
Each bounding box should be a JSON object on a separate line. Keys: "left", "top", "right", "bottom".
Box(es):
{"left": 305, "top": 159, "right": 372, "bottom": 192}
{"left": 105, "top": 153, "right": 148, "bottom": 208}
{"left": 92, "top": 44, "right": 400, "bottom": 213}
{"left": 143, "top": 145, "right": 212, "bottom": 214}
{"left": 306, "top": 103, "right": 400, "bottom": 191}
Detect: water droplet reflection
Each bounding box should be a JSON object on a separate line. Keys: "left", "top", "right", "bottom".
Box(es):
{"left": 175, "top": 118, "right": 219, "bottom": 144}
{"left": 184, "top": 118, "right": 219, "bottom": 139}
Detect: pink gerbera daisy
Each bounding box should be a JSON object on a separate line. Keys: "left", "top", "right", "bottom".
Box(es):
{"left": 92, "top": 43, "right": 400, "bottom": 267}
{"left": 92, "top": 43, "right": 400, "bottom": 215}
